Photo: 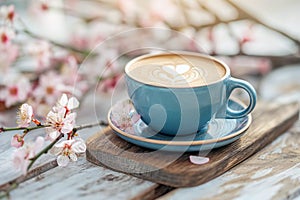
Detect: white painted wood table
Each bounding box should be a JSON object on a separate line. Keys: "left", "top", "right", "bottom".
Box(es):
{"left": 0, "top": 90, "right": 300, "bottom": 200}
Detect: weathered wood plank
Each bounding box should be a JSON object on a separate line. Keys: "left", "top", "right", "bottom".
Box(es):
{"left": 86, "top": 101, "right": 299, "bottom": 187}
{"left": 158, "top": 122, "right": 300, "bottom": 200}
{"left": 8, "top": 157, "right": 156, "bottom": 200}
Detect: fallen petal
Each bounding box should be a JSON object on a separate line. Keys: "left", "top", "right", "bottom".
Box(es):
{"left": 189, "top": 155, "right": 210, "bottom": 165}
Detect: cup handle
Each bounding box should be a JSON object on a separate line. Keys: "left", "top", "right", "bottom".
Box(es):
{"left": 225, "top": 77, "right": 257, "bottom": 118}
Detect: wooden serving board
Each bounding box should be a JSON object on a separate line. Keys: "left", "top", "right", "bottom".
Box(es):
{"left": 86, "top": 101, "right": 299, "bottom": 187}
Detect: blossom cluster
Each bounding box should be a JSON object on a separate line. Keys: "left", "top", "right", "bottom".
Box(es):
{"left": 0, "top": 0, "right": 276, "bottom": 115}
{"left": 0, "top": 3, "right": 123, "bottom": 115}
{"left": 111, "top": 100, "right": 140, "bottom": 133}
{"left": 11, "top": 93, "right": 86, "bottom": 174}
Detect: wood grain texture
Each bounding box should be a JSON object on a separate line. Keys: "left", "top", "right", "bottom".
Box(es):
{"left": 8, "top": 157, "right": 156, "bottom": 200}
{"left": 86, "top": 102, "right": 299, "bottom": 187}
{"left": 159, "top": 122, "right": 300, "bottom": 200}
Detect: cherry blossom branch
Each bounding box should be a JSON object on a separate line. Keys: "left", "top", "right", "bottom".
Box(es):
{"left": 0, "top": 125, "right": 47, "bottom": 134}
{"left": 16, "top": 17, "right": 93, "bottom": 57}
{"left": 27, "top": 120, "right": 108, "bottom": 171}
{"left": 227, "top": 0, "right": 300, "bottom": 48}
{"left": 20, "top": 29, "right": 91, "bottom": 56}
{"left": 0, "top": 119, "right": 109, "bottom": 196}
{"left": 48, "top": 6, "right": 102, "bottom": 23}
{"left": 27, "top": 133, "right": 63, "bottom": 171}
{"left": 73, "top": 121, "right": 109, "bottom": 131}
{"left": 212, "top": 53, "right": 300, "bottom": 68}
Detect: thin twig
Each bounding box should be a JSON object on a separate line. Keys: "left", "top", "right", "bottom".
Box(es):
{"left": 0, "top": 125, "right": 48, "bottom": 134}
{"left": 16, "top": 17, "right": 92, "bottom": 56}
{"left": 227, "top": 0, "right": 300, "bottom": 48}
{"left": 74, "top": 120, "right": 109, "bottom": 131}
{"left": 20, "top": 29, "right": 91, "bottom": 56}
{"left": 49, "top": 6, "right": 103, "bottom": 23}
{"left": 27, "top": 133, "right": 63, "bottom": 171}
{"left": 196, "top": 0, "right": 220, "bottom": 21}
{"left": 212, "top": 53, "right": 300, "bottom": 68}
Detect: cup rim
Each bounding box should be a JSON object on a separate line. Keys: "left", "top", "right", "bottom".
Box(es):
{"left": 125, "top": 51, "right": 231, "bottom": 88}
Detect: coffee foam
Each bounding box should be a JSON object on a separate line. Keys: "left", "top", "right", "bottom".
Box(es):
{"left": 126, "top": 53, "right": 226, "bottom": 87}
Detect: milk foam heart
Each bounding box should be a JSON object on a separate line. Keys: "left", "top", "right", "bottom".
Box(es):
{"left": 126, "top": 53, "right": 226, "bottom": 87}
{"left": 152, "top": 64, "right": 206, "bottom": 85}
{"left": 162, "top": 64, "right": 190, "bottom": 75}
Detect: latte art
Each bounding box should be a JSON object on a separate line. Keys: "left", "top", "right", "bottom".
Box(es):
{"left": 126, "top": 53, "right": 226, "bottom": 87}
{"left": 150, "top": 64, "right": 207, "bottom": 85}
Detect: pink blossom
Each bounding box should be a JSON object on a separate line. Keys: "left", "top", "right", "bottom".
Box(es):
{"left": 149, "top": 0, "right": 177, "bottom": 21}
{"left": 70, "top": 22, "right": 118, "bottom": 50}
{"left": 33, "top": 0, "right": 50, "bottom": 12}
{"left": 92, "top": 49, "right": 121, "bottom": 93}
{"left": 27, "top": 100, "right": 50, "bottom": 118}
{"left": 240, "top": 24, "right": 254, "bottom": 44}
{"left": 17, "top": 103, "right": 33, "bottom": 128}
{"left": 117, "top": 0, "right": 137, "bottom": 21}
{"left": 219, "top": 56, "right": 272, "bottom": 76}
{"left": 26, "top": 40, "right": 52, "bottom": 70}
{"left": 49, "top": 138, "right": 86, "bottom": 167}
{"left": 70, "top": 25, "right": 90, "bottom": 50}
{"left": 98, "top": 75, "right": 121, "bottom": 93}
{"left": 11, "top": 134, "right": 24, "bottom": 148}
{"left": 139, "top": 0, "right": 178, "bottom": 27}
{"left": 45, "top": 93, "right": 78, "bottom": 140}
{"left": 0, "top": 5, "right": 16, "bottom": 22}
{"left": 13, "top": 136, "right": 44, "bottom": 174}
{"left": 59, "top": 56, "right": 88, "bottom": 97}
{"left": 45, "top": 108, "right": 76, "bottom": 141}
{"left": 32, "top": 71, "right": 64, "bottom": 106}
{"left": 0, "top": 43, "right": 18, "bottom": 71}
{"left": 0, "top": 27, "right": 15, "bottom": 46}
{"left": 54, "top": 93, "right": 79, "bottom": 113}
{"left": 80, "top": 48, "right": 120, "bottom": 94}
{"left": 111, "top": 100, "right": 140, "bottom": 132}
{"left": 0, "top": 73, "right": 31, "bottom": 108}
{"left": 98, "top": 49, "right": 120, "bottom": 75}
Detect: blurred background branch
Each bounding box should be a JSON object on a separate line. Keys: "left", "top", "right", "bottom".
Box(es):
{"left": 0, "top": 0, "right": 300, "bottom": 113}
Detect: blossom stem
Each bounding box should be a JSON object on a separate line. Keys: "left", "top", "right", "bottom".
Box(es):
{"left": 27, "top": 120, "right": 108, "bottom": 171}
{"left": 49, "top": 5, "right": 102, "bottom": 23}
{"left": 0, "top": 182, "right": 17, "bottom": 199}
{"left": 73, "top": 120, "right": 108, "bottom": 131}
{"left": 0, "top": 125, "right": 48, "bottom": 133}
{"left": 16, "top": 17, "right": 92, "bottom": 56}
{"left": 21, "top": 125, "right": 50, "bottom": 138}
{"left": 27, "top": 133, "right": 64, "bottom": 171}
{"left": 21, "top": 29, "right": 91, "bottom": 56}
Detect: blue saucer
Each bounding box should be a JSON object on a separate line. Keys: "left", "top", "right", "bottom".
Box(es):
{"left": 108, "top": 99, "right": 252, "bottom": 152}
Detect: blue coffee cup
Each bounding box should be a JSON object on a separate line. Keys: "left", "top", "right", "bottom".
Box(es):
{"left": 125, "top": 51, "right": 257, "bottom": 136}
